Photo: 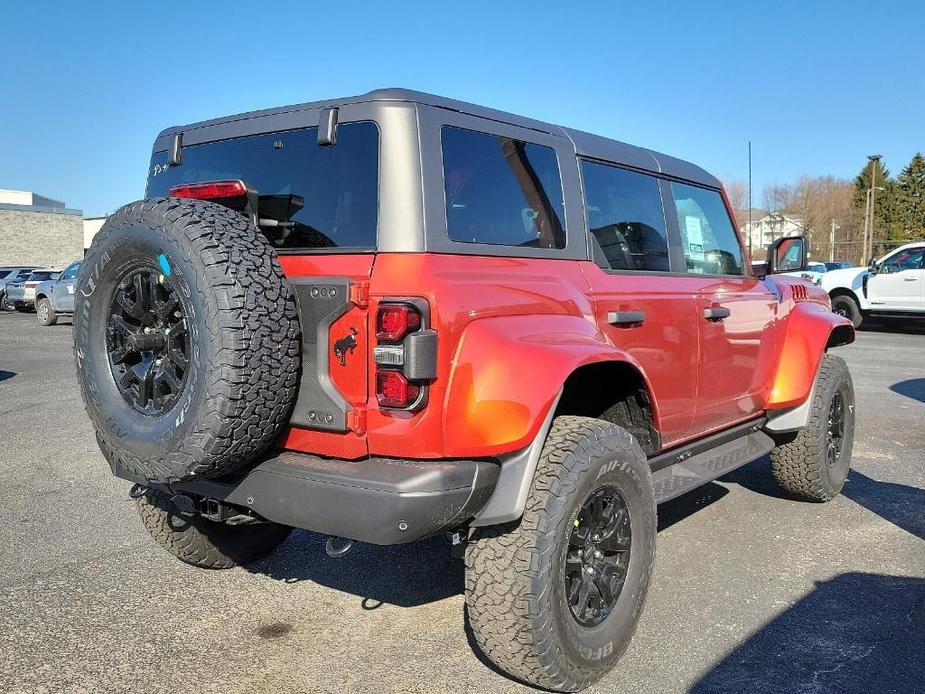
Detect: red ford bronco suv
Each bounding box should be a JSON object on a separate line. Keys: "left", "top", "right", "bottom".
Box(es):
{"left": 75, "top": 89, "right": 856, "bottom": 691}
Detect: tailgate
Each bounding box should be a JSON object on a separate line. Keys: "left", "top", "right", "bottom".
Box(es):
{"left": 278, "top": 255, "right": 373, "bottom": 458}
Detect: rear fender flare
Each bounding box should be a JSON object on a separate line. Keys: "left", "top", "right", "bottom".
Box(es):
{"left": 443, "top": 314, "right": 659, "bottom": 457}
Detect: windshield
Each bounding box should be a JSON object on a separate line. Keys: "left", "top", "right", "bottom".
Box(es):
{"left": 146, "top": 123, "right": 379, "bottom": 251}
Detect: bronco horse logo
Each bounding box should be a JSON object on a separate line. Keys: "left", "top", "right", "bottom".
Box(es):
{"left": 333, "top": 327, "right": 359, "bottom": 367}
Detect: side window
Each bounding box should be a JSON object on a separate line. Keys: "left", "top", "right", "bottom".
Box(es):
{"left": 580, "top": 161, "right": 669, "bottom": 272}
{"left": 441, "top": 126, "right": 565, "bottom": 248}
{"left": 880, "top": 248, "right": 924, "bottom": 273}
{"left": 670, "top": 183, "right": 744, "bottom": 276}
{"left": 61, "top": 263, "right": 80, "bottom": 280}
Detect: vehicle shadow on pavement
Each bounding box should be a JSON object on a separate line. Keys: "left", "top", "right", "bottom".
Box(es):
{"left": 890, "top": 378, "right": 925, "bottom": 404}
{"left": 0, "top": 370, "right": 15, "bottom": 382}
{"left": 246, "top": 483, "right": 732, "bottom": 609}
{"left": 723, "top": 459, "right": 925, "bottom": 542}
{"left": 859, "top": 319, "right": 925, "bottom": 335}
{"left": 247, "top": 530, "right": 464, "bottom": 607}
{"left": 690, "top": 572, "right": 925, "bottom": 694}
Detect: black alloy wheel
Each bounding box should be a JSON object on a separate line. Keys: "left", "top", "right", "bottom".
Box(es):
{"left": 826, "top": 390, "right": 846, "bottom": 468}
{"left": 564, "top": 485, "right": 632, "bottom": 627}
{"left": 106, "top": 266, "right": 190, "bottom": 416}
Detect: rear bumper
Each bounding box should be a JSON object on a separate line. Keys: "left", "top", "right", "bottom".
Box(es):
{"left": 144, "top": 451, "right": 500, "bottom": 545}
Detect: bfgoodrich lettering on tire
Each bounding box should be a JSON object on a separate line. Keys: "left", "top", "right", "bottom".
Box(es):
{"left": 74, "top": 198, "right": 300, "bottom": 484}
{"left": 465, "top": 416, "right": 657, "bottom": 691}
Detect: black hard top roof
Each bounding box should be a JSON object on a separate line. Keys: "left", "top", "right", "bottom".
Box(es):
{"left": 157, "top": 88, "right": 720, "bottom": 188}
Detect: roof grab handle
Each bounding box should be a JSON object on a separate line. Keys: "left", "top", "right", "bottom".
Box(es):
{"left": 317, "top": 107, "right": 338, "bottom": 146}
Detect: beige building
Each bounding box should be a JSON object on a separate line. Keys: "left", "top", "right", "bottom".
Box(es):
{"left": 0, "top": 189, "right": 84, "bottom": 268}
{"left": 740, "top": 212, "right": 805, "bottom": 254}
{"left": 83, "top": 217, "right": 106, "bottom": 250}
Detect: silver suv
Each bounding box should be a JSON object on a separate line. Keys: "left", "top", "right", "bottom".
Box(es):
{"left": 0, "top": 266, "right": 39, "bottom": 311}
{"left": 34, "top": 260, "right": 81, "bottom": 325}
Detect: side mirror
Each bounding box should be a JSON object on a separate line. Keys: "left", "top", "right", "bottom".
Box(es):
{"left": 767, "top": 235, "right": 807, "bottom": 274}
{"left": 867, "top": 257, "right": 879, "bottom": 274}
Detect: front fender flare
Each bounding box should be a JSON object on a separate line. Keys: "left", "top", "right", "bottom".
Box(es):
{"left": 767, "top": 301, "right": 854, "bottom": 411}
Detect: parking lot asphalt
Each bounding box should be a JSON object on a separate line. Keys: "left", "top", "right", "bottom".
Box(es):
{"left": 0, "top": 310, "right": 922, "bottom": 694}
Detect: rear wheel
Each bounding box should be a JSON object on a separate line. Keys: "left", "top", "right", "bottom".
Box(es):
{"left": 465, "top": 416, "right": 656, "bottom": 691}
{"left": 36, "top": 297, "right": 57, "bottom": 325}
{"left": 770, "top": 354, "right": 854, "bottom": 501}
{"left": 0, "top": 293, "right": 10, "bottom": 311}
{"left": 831, "top": 295, "right": 863, "bottom": 329}
{"left": 136, "top": 489, "right": 292, "bottom": 569}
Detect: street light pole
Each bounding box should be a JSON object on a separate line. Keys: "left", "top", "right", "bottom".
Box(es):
{"left": 866, "top": 154, "right": 882, "bottom": 263}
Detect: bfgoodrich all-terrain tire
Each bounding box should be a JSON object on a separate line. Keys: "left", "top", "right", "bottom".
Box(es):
{"left": 137, "top": 489, "right": 292, "bottom": 569}
{"left": 770, "top": 354, "right": 855, "bottom": 501}
{"left": 465, "top": 416, "right": 657, "bottom": 692}
{"left": 74, "top": 198, "right": 300, "bottom": 484}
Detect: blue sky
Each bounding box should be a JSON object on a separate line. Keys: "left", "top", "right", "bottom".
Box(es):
{"left": 1, "top": 0, "right": 922, "bottom": 216}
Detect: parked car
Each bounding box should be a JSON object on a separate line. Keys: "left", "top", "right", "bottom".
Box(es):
{"left": 821, "top": 241, "right": 925, "bottom": 327}
{"left": 784, "top": 260, "right": 828, "bottom": 284}
{"left": 0, "top": 266, "right": 39, "bottom": 311}
{"left": 33, "top": 260, "right": 81, "bottom": 325}
{"left": 824, "top": 260, "right": 854, "bottom": 271}
{"left": 74, "top": 89, "right": 856, "bottom": 692}
{"left": 5, "top": 269, "right": 61, "bottom": 311}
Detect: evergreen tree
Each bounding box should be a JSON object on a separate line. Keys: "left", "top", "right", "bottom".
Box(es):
{"left": 853, "top": 159, "right": 897, "bottom": 251}
{"left": 895, "top": 153, "right": 925, "bottom": 239}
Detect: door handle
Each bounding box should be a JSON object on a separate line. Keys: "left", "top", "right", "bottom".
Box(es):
{"left": 903, "top": 277, "right": 918, "bottom": 281}
{"left": 608, "top": 310, "right": 646, "bottom": 326}
{"left": 703, "top": 306, "right": 731, "bottom": 321}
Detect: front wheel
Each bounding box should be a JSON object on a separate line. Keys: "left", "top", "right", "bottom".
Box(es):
{"left": 36, "top": 298, "right": 57, "bottom": 325}
{"left": 0, "top": 293, "right": 10, "bottom": 311}
{"left": 770, "top": 354, "right": 855, "bottom": 501}
{"left": 465, "top": 416, "right": 656, "bottom": 691}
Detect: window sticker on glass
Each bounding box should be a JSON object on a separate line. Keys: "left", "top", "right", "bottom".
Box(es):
{"left": 685, "top": 216, "right": 704, "bottom": 260}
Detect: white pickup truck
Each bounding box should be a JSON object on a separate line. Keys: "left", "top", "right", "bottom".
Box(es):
{"left": 821, "top": 241, "right": 925, "bottom": 327}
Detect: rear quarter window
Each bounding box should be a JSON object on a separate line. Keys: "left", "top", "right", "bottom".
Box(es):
{"left": 441, "top": 126, "right": 565, "bottom": 249}
{"left": 146, "top": 122, "right": 379, "bottom": 251}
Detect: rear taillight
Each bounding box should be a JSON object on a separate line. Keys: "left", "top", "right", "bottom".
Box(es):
{"left": 168, "top": 180, "right": 247, "bottom": 200}
{"left": 376, "top": 370, "right": 421, "bottom": 409}
{"left": 376, "top": 304, "right": 421, "bottom": 341}
{"left": 374, "top": 301, "right": 436, "bottom": 410}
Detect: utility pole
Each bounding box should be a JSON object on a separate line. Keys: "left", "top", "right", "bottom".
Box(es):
{"left": 829, "top": 218, "right": 839, "bottom": 262}
{"left": 866, "top": 154, "right": 882, "bottom": 263}
{"left": 747, "top": 141, "right": 753, "bottom": 257}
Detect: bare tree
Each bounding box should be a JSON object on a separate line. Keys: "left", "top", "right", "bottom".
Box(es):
{"left": 722, "top": 178, "right": 748, "bottom": 215}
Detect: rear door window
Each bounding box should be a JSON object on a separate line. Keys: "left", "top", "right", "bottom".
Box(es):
{"left": 580, "top": 161, "right": 669, "bottom": 272}
{"left": 670, "top": 183, "right": 744, "bottom": 276}
{"left": 146, "top": 122, "right": 379, "bottom": 250}
{"left": 441, "top": 126, "right": 565, "bottom": 248}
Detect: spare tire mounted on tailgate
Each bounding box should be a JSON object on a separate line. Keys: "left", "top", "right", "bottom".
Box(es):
{"left": 74, "top": 198, "right": 300, "bottom": 484}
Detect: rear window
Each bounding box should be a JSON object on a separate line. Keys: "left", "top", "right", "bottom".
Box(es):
{"left": 146, "top": 122, "right": 379, "bottom": 250}
{"left": 28, "top": 271, "right": 56, "bottom": 281}
{"left": 441, "top": 126, "right": 565, "bottom": 248}
{"left": 581, "top": 161, "right": 669, "bottom": 272}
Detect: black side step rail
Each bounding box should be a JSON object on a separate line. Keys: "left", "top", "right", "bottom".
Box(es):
{"left": 648, "top": 417, "right": 774, "bottom": 504}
